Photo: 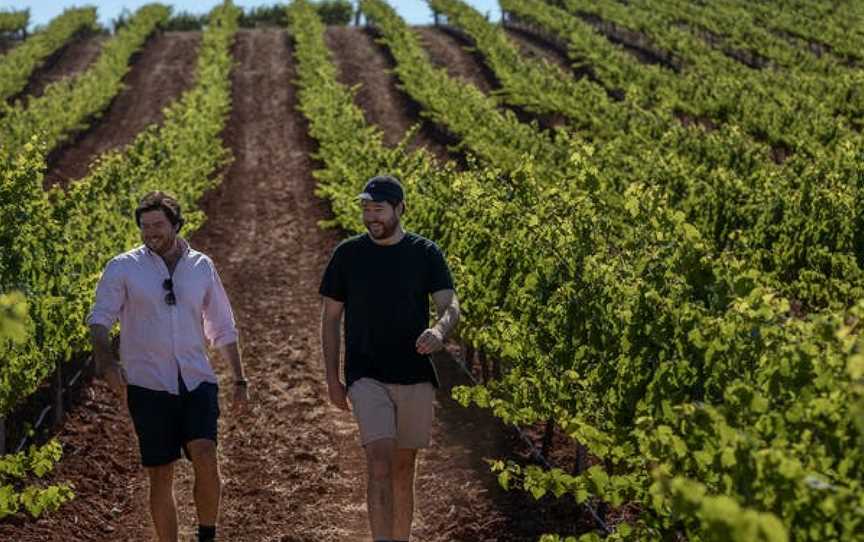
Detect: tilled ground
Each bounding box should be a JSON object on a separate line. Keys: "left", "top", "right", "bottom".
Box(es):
{"left": 324, "top": 26, "right": 449, "bottom": 162}
{"left": 45, "top": 31, "right": 201, "bottom": 187}
{"left": 503, "top": 28, "right": 573, "bottom": 72}
{"left": 178, "top": 28, "right": 368, "bottom": 541}
{"left": 11, "top": 32, "right": 105, "bottom": 104}
{"left": 413, "top": 26, "right": 497, "bottom": 94}
{"left": 1, "top": 25, "right": 592, "bottom": 542}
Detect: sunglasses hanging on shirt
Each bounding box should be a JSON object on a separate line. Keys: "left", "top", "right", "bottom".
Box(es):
{"left": 163, "top": 279, "right": 176, "bottom": 306}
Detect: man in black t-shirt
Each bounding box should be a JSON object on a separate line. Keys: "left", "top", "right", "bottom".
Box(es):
{"left": 319, "top": 175, "right": 460, "bottom": 542}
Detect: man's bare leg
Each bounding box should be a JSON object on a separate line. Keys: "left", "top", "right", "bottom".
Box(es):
{"left": 364, "top": 438, "right": 396, "bottom": 540}
{"left": 392, "top": 448, "right": 418, "bottom": 540}
{"left": 186, "top": 438, "right": 221, "bottom": 528}
{"left": 147, "top": 462, "right": 178, "bottom": 542}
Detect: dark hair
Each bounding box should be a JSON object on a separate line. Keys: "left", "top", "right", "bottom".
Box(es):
{"left": 135, "top": 191, "right": 184, "bottom": 231}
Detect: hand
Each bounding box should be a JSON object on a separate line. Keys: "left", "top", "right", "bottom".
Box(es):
{"left": 327, "top": 379, "right": 350, "bottom": 411}
{"left": 101, "top": 361, "right": 126, "bottom": 397}
{"left": 231, "top": 381, "right": 250, "bottom": 413}
{"left": 416, "top": 327, "right": 445, "bottom": 355}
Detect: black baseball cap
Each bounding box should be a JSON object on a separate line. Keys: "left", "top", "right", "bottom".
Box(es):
{"left": 358, "top": 175, "right": 404, "bottom": 204}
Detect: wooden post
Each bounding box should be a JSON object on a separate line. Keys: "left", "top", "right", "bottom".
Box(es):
{"left": 576, "top": 442, "right": 587, "bottom": 473}
{"left": 492, "top": 355, "right": 501, "bottom": 380}
{"left": 464, "top": 343, "right": 475, "bottom": 374}
{"left": 52, "top": 359, "right": 64, "bottom": 427}
{"left": 0, "top": 417, "right": 6, "bottom": 455}
{"left": 479, "top": 350, "right": 489, "bottom": 383}
{"left": 541, "top": 417, "right": 555, "bottom": 458}
{"left": 354, "top": 7, "right": 361, "bottom": 27}
{"left": 433, "top": 11, "right": 440, "bottom": 26}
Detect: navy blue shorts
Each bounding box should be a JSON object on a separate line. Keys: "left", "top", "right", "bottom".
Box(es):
{"left": 126, "top": 378, "right": 220, "bottom": 467}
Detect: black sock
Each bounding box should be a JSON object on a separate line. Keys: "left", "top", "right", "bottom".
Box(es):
{"left": 198, "top": 525, "right": 216, "bottom": 541}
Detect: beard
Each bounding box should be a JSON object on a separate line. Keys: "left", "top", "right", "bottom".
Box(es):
{"left": 144, "top": 234, "right": 175, "bottom": 255}
{"left": 365, "top": 216, "right": 399, "bottom": 240}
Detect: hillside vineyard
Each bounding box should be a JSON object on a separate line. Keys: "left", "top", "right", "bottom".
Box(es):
{"left": 1, "top": 1, "right": 862, "bottom": 541}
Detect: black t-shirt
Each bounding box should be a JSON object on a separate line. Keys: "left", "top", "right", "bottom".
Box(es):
{"left": 319, "top": 232, "right": 455, "bottom": 388}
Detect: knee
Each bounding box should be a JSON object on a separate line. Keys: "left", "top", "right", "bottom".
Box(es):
{"left": 369, "top": 456, "right": 392, "bottom": 481}
{"left": 393, "top": 458, "right": 414, "bottom": 480}
{"left": 393, "top": 452, "right": 417, "bottom": 484}
{"left": 188, "top": 441, "right": 219, "bottom": 471}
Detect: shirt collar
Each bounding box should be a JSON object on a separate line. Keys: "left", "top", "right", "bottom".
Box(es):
{"left": 144, "top": 237, "right": 191, "bottom": 259}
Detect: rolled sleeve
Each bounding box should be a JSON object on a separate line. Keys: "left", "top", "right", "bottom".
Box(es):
{"left": 87, "top": 259, "right": 125, "bottom": 328}
{"left": 202, "top": 260, "right": 238, "bottom": 348}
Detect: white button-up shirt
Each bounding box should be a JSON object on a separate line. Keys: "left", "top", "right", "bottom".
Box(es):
{"left": 87, "top": 239, "right": 238, "bottom": 394}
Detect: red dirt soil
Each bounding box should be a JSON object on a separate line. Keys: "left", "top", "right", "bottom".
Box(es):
{"left": 503, "top": 28, "right": 572, "bottom": 72}
{"left": 14, "top": 33, "right": 105, "bottom": 103}
{"left": 1, "top": 26, "right": 593, "bottom": 542}
{"left": 414, "top": 26, "right": 496, "bottom": 94}
{"left": 412, "top": 26, "right": 565, "bottom": 130}
{"left": 45, "top": 31, "right": 201, "bottom": 187}
{"left": 179, "top": 28, "right": 368, "bottom": 541}
{"left": 324, "top": 26, "right": 449, "bottom": 161}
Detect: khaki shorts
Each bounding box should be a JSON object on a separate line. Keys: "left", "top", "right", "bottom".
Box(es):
{"left": 347, "top": 377, "right": 436, "bottom": 449}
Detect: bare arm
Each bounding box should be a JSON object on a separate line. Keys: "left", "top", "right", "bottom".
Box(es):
{"left": 417, "top": 289, "right": 460, "bottom": 355}
{"left": 89, "top": 324, "right": 115, "bottom": 369}
{"left": 216, "top": 341, "right": 245, "bottom": 382}
{"left": 432, "top": 289, "right": 460, "bottom": 340}
{"left": 88, "top": 259, "right": 125, "bottom": 391}
{"left": 321, "top": 296, "right": 348, "bottom": 410}
{"left": 216, "top": 340, "right": 249, "bottom": 410}
{"left": 89, "top": 324, "right": 125, "bottom": 395}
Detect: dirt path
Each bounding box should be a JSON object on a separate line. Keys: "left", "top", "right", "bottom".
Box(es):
{"left": 414, "top": 26, "right": 496, "bottom": 94}
{"left": 181, "top": 28, "right": 369, "bottom": 541}
{"left": 325, "top": 26, "right": 449, "bottom": 161}
{"left": 14, "top": 34, "right": 105, "bottom": 103}
{"left": 45, "top": 32, "right": 201, "bottom": 187}
{"left": 504, "top": 27, "right": 572, "bottom": 71}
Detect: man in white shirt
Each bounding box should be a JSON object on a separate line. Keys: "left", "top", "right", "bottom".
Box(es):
{"left": 88, "top": 191, "right": 249, "bottom": 542}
